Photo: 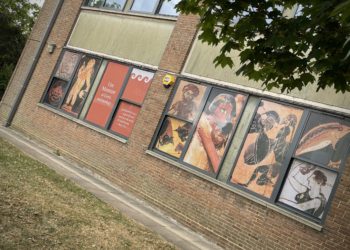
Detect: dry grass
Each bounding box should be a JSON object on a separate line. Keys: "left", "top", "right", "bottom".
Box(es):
{"left": 0, "top": 138, "right": 175, "bottom": 249}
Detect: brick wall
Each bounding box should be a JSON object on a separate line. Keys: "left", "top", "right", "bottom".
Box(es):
{"left": 3, "top": 0, "right": 350, "bottom": 249}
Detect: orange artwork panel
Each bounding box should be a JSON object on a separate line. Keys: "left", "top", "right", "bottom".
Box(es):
{"left": 231, "top": 100, "right": 304, "bottom": 198}
{"left": 184, "top": 89, "right": 247, "bottom": 174}
{"left": 168, "top": 80, "right": 207, "bottom": 122}
{"left": 121, "top": 69, "right": 154, "bottom": 104}
{"left": 109, "top": 102, "right": 141, "bottom": 137}
{"left": 85, "top": 62, "right": 129, "bottom": 127}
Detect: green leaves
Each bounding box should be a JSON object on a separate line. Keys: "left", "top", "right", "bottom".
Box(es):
{"left": 0, "top": 0, "right": 39, "bottom": 98}
{"left": 177, "top": 0, "right": 350, "bottom": 93}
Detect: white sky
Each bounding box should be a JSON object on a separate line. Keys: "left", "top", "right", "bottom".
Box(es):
{"left": 29, "top": 0, "right": 45, "bottom": 7}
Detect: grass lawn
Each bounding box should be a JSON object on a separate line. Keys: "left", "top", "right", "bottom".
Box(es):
{"left": 0, "top": 137, "right": 175, "bottom": 249}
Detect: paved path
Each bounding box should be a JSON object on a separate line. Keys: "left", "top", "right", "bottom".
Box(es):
{"left": 0, "top": 127, "right": 222, "bottom": 250}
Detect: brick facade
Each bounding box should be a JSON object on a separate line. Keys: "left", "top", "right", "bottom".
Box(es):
{"left": 1, "top": 1, "right": 350, "bottom": 249}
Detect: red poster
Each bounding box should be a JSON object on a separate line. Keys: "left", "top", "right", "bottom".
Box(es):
{"left": 110, "top": 102, "right": 141, "bottom": 137}
{"left": 85, "top": 62, "right": 129, "bottom": 127}
{"left": 121, "top": 69, "right": 154, "bottom": 104}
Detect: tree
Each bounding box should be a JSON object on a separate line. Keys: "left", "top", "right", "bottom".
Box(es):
{"left": 176, "top": 0, "right": 350, "bottom": 93}
{"left": 0, "top": 0, "right": 40, "bottom": 98}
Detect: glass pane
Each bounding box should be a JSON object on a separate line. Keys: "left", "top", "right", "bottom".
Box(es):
{"left": 85, "top": 62, "right": 129, "bottom": 127}
{"left": 167, "top": 80, "right": 207, "bottom": 122}
{"left": 109, "top": 101, "right": 141, "bottom": 137}
{"left": 121, "top": 69, "right": 154, "bottom": 105}
{"left": 230, "top": 100, "right": 304, "bottom": 198}
{"left": 85, "top": 0, "right": 104, "bottom": 8}
{"left": 279, "top": 160, "right": 337, "bottom": 219}
{"left": 130, "top": 0, "right": 158, "bottom": 13}
{"left": 295, "top": 113, "right": 350, "bottom": 169}
{"left": 43, "top": 78, "right": 69, "bottom": 108}
{"left": 55, "top": 51, "right": 80, "bottom": 80}
{"left": 155, "top": 117, "right": 192, "bottom": 158}
{"left": 184, "top": 89, "right": 247, "bottom": 174}
{"left": 158, "top": 0, "right": 180, "bottom": 16}
{"left": 104, "top": 0, "right": 126, "bottom": 10}
{"left": 61, "top": 56, "right": 101, "bottom": 115}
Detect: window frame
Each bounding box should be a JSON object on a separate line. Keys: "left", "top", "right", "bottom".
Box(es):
{"left": 83, "top": 63, "right": 154, "bottom": 139}
{"left": 225, "top": 101, "right": 349, "bottom": 224}
{"left": 40, "top": 49, "right": 102, "bottom": 117}
{"left": 83, "top": 0, "right": 180, "bottom": 17}
{"left": 84, "top": 0, "right": 127, "bottom": 12}
{"left": 150, "top": 78, "right": 249, "bottom": 179}
{"left": 41, "top": 48, "right": 154, "bottom": 140}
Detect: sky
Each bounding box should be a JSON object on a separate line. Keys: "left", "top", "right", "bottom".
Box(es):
{"left": 29, "top": 0, "right": 45, "bottom": 7}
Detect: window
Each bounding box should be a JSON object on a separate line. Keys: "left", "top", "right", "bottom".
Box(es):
{"left": 227, "top": 100, "right": 350, "bottom": 223}
{"left": 151, "top": 85, "right": 349, "bottom": 223}
{"left": 84, "top": 0, "right": 180, "bottom": 17}
{"left": 85, "top": 66, "right": 153, "bottom": 138}
{"left": 130, "top": 0, "right": 158, "bottom": 13}
{"left": 152, "top": 79, "right": 248, "bottom": 177}
{"left": 84, "top": 0, "right": 127, "bottom": 11}
{"left": 42, "top": 49, "right": 154, "bottom": 139}
{"left": 158, "top": 0, "right": 180, "bottom": 16}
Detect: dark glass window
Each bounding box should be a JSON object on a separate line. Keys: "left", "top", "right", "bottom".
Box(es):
{"left": 130, "top": 0, "right": 158, "bottom": 13}
{"left": 158, "top": 0, "right": 180, "bottom": 16}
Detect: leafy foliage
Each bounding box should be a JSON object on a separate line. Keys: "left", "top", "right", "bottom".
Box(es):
{"left": 176, "top": 0, "right": 350, "bottom": 93}
{"left": 0, "top": 0, "right": 39, "bottom": 97}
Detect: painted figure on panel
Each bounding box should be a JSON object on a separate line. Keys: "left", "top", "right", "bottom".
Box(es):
{"left": 168, "top": 81, "right": 206, "bottom": 121}
{"left": 279, "top": 160, "right": 336, "bottom": 218}
{"left": 44, "top": 80, "right": 67, "bottom": 107}
{"left": 296, "top": 120, "right": 350, "bottom": 169}
{"left": 184, "top": 92, "right": 246, "bottom": 173}
{"left": 55, "top": 51, "right": 80, "bottom": 80}
{"left": 62, "top": 57, "right": 97, "bottom": 114}
{"left": 156, "top": 117, "right": 192, "bottom": 158}
{"left": 231, "top": 101, "right": 303, "bottom": 198}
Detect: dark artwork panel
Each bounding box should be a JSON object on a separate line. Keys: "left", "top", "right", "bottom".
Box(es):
{"left": 167, "top": 80, "right": 207, "bottom": 122}
{"left": 55, "top": 51, "right": 80, "bottom": 80}
{"left": 295, "top": 113, "right": 350, "bottom": 169}
{"left": 155, "top": 117, "right": 192, "bottom": 159}
{"left": 279, "top": 160, "right": 337, "bottom": 219}
{"left": 184, "top": 89, "right": 247, "bottom": 174}
{"left": 43, "top": 78, "right": 69, "bottom": 108}
{"left": 61, "top": 56, "right": 101, "bottom": 115}
{"left": 231, "top": 100, "right": 304, "bottom": 198}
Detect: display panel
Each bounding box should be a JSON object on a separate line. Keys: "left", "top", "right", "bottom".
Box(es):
{"left": 231, "top": 100, "right": 304, "bottom": 198}
{"left": 43, "top": 79, "right": 69, "bottom": 108}
{"left": 295, "top": 113, "right": 350, "bottom": 169}
{"left": 167, "top": 81, "right": 207, "bottom": 122}
{"left": 85, "top": 62, "right": 129, "bottom": 127}
{"left": 61, "top": 56, "right": 100, "bottom": 115}
{"left": 109, "top": 101, "right": 141, "bottom": 137}
{"left": 121, "top": 69, "right": 154, "bottom": 105}
{"left": 55, "top": 51, "right": 80, "bottom": 80}
{"left": 279, "top": 160, "right": 337, "bottom": 219}
{"left": 184, "top": 89, "right": 247, "bottom": 173}
{"left": 155, "top": 117, "right": 192, "bottom": 158}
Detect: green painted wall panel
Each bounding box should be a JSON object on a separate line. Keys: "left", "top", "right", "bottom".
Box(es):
{"left": 184, "top": 39, "right": 350, "bottom": 110}
{"left": 68, "top": 11, "right": 175, "bottom": 66}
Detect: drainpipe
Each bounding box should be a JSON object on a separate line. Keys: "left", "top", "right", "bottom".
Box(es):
{"left": 4, "top": 0, "right": 65, "bottom": 127}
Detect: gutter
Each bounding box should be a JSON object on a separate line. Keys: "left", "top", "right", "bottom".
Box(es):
{"left": 4, "top": 0, "right": 65, "bottom": 127}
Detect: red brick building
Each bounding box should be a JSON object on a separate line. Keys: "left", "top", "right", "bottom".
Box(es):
{"left": 1, "top": 1, "right": 349, "bottom": 249}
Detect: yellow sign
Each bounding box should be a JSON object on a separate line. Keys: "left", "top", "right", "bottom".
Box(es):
{"left": 162, "top": 74, "right": 175, "bottom": 88}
